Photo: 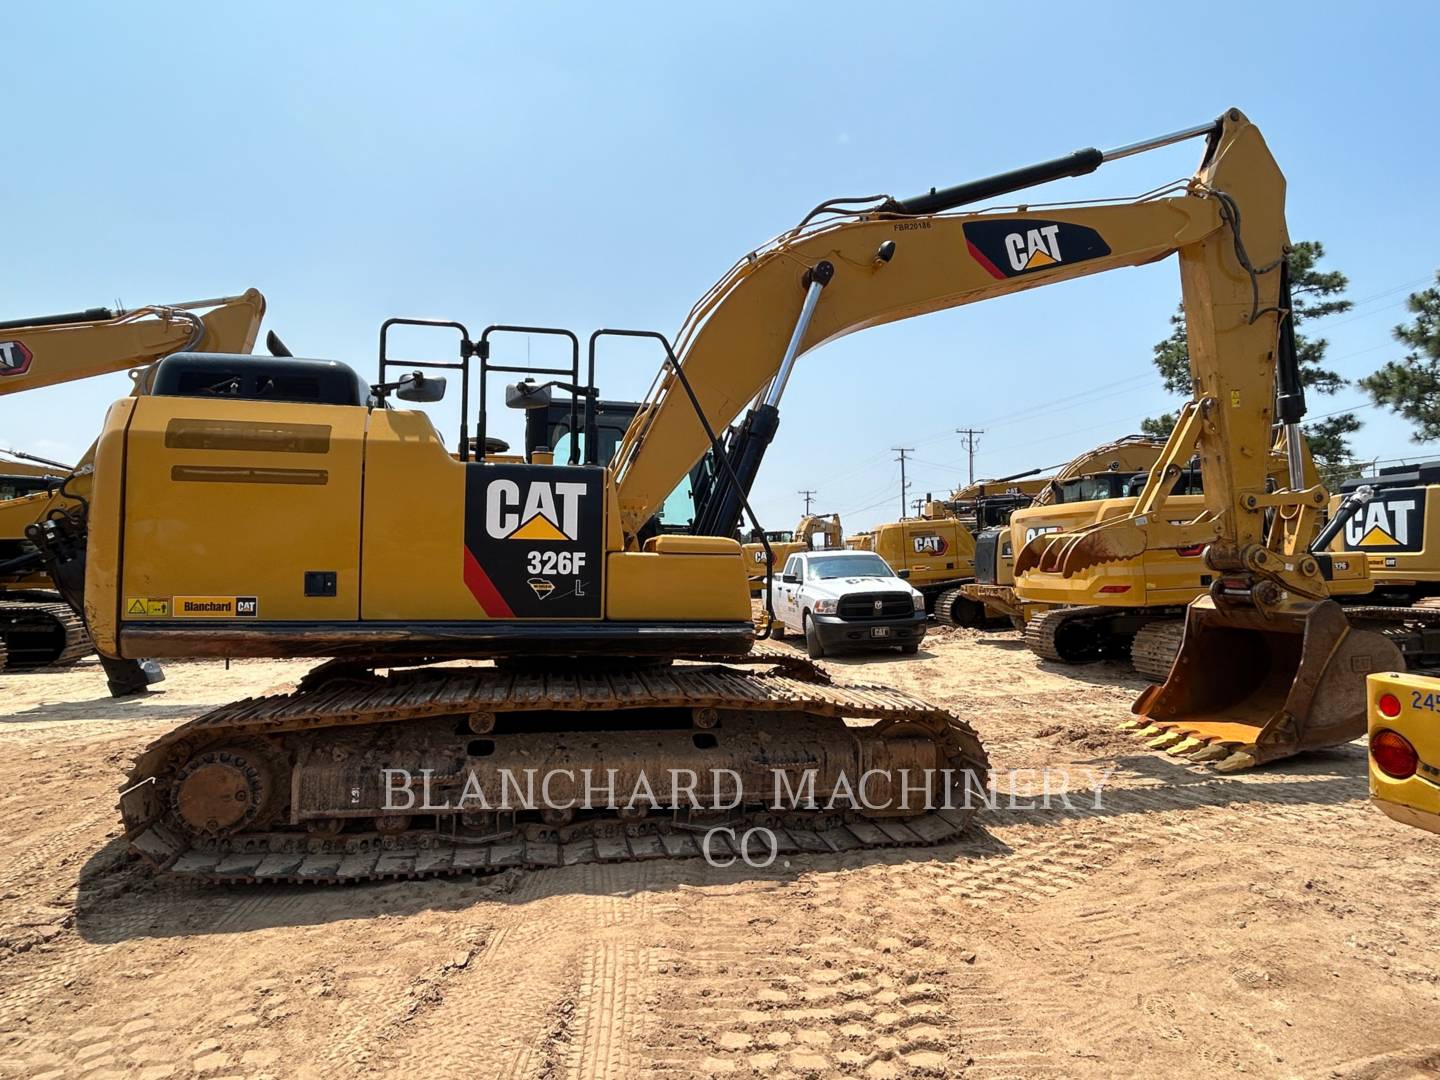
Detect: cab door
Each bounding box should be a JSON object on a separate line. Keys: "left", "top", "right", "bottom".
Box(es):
{"left": 776, "top": 554, "right": 802, "bottom": 629}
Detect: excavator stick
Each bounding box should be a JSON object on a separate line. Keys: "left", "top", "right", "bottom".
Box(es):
{"left": 1129, "top": 597, "right": 1402, "bottom": 771}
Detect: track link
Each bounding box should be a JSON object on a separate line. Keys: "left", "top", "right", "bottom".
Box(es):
{"left": 119, "top": 656, "right": 990, "bottom": 885}
{"left": 935, "top": 588, "right": 985, "bottom": 628}
{"left": 1023, "top": 605, "right": 1113, "bottom": 663}
{"left": 1129, "top": 619, "right": 1185, "bottom": 682}
{"left": 0, "top": 595, "right": 91, "bottom": 669}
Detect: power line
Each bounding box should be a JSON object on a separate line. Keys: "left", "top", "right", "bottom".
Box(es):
{"left": 892, "top": 447, "right": 913, "bottom": 519}
{"left": 955, "top": 428, "right": 983, "bottom": 484}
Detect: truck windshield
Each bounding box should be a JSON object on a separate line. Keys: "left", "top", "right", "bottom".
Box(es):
{"left": 808, "top": 555, "right": 894, "bottom": 580}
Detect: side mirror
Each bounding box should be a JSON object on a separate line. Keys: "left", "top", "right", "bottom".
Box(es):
{"left": 782, "top": 573, "right": 800, "bottom": 584}
{"left": 897, "top": 569, "right": 911, "bottom": 579}
{"left": 396, "top": 372, "right": 446, "bottom": 403}
{"left": 506, "top": 379, "right": 552, "bottom": 410}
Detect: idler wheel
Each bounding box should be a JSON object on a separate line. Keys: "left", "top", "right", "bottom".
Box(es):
{"left": 171, "top": 745, "right": 274, "bottom": 835}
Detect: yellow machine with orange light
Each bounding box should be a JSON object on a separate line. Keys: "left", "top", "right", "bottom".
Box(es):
{"left": 36, "top": 108, "right": 1438, "bottom": 884}
{"left": 1366, "top": 672, "right": 1440, "bottom": 836}
{"left": 0, "top": 292, "right": 266, "bottom": 679}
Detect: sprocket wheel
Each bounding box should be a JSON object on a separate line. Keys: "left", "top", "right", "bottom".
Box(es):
{"left": 170, "top": 744, "right": 279, "bottom": 835}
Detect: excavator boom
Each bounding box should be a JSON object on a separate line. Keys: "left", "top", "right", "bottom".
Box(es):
{"left": 0, "top": 290, "right": 266, "bottom": 395}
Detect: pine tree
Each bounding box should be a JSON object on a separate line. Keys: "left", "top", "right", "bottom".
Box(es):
{"left": 1140, "top": 241, "right": 1357, "bottom": 481}
{"left": 1359, "top": 273, "right": 1440, "bottom": 440}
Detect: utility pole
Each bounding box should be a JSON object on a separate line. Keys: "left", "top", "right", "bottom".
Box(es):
{"left": 892, "top": 447, "right": 913, "bottom": 518}
{"left": 911, "top": 496, "right": 926, "bottom": 518}
{"left": 955, "top": 428, "right": 984, "bottom": 485}
{"left": 798, "top": 489, "right": 816, "bottom": 516}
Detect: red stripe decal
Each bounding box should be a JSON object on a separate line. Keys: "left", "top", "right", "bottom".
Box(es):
{"left": 966, "top": 239, "right": 1007, "bottom": 280}
{"left": 463, "top": 548, "right": 515, "bottom": 618}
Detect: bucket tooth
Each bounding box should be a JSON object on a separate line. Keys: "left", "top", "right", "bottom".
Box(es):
{"left": 1212, "top": 749, "right": 1258, "bottom": 773}
{"left": 1165, "top": 736, "right": 1206, "bottom": 756}
{"left": 1188, "top": 742, "right": 1236, "bottom": 763}
{"left": 1116, "top": 719, "right": 1146, "bottom": 732}
{"left": 1133, "top": 724, "right": 1166, "bottom": 739}
{"left": 1147, "top": 731, "right": 1186, "bottom": 750}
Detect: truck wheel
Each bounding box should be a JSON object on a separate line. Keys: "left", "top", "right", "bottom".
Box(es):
{"left": 900, "top": 641, "right": 920, "bottom": 655}
{"left": 804, "top": 613, "right": 825, "bottom": 659}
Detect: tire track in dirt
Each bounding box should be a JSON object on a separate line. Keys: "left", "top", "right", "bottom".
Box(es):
{"left": 632, "top": 876, "right": 1066, "bottom": 1079}
{"left": 359, "top": 868, "right": 659, "bottom": 1079}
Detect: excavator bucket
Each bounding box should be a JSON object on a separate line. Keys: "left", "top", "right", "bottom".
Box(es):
{"left": 1129, "top": 596, "right": 1403, "bottom": 771}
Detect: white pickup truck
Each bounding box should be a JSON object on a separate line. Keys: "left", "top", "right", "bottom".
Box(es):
{"left": 767, "top": 549, "right": 927, "bottom": 658}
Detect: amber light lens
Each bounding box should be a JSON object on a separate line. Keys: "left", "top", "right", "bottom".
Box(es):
{"left": 1371, "top": 729, "right": 1419, "bottom": 780}
{"left": 1378, "top": 693, "right": 1403, "bottom": 719}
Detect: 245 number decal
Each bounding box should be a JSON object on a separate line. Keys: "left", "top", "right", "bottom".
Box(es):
{"left": 526, "top": 550, "right": 588, "bottom": 575}
{"left": 1410, "top": 690, "right": 1440, "bottom": 713}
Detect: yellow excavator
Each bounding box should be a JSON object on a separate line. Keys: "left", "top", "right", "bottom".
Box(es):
{"left": 846, "top": 471, "right": 1050, "bottom": 621}
{"left": 0, "top": 292, "right": 266, "bottom": 686}
{"left": 915, "top": 470, "right": 1056, "bottom": 540}
{"left": 992, "top": 435, "right": 1300, "bottom": 677}
{"left": 1330, "top": 460, "right": 1440, "bottom": 606}
{"left": 35, "top": 108, "right": 1419, "bottom": 883}
{"left": 946, "top": 438, "right": 1172, "bottom": 628}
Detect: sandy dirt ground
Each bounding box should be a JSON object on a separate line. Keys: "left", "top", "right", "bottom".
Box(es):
{"left": 1, "top": 630, "right": 1439, "bottom": 1080}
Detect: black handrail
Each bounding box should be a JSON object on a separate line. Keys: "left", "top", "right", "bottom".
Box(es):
{"left": 378, "top": 317, "right": 474, "bottom": 460}
{"left": 478, "top": 325, "right": 581, "bottom": 465}
{"left": 590, "top": 327, "right": 774, "bottom": 639}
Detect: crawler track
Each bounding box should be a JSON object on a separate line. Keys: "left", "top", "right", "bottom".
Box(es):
{"left": 1129, "top": 619, "right": 1184, "bottom": 682}
{"left": 935, "top": 587, "right": 985, "bottom": 628}
{"left": 119, "top": 653, "right": 990, "bottom": 884}
{"left": 1023, "top": 605, "right": 1114, "bottom": 663}
{"left": 0, "top": 594, "right": 91, "bottom": 670}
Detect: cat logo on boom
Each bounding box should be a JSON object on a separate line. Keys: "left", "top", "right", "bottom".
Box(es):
{"left": 484, "top": 478, "right": 588, "bottom": 542}
{"left": 0, "top": 340, "right": 33, "bottom": 377}
{"left": 962, "top": 218, "right": 1111, "bottom": 280}
{"left": 1343, "top": 489, "right": 1426, "bottom": 554}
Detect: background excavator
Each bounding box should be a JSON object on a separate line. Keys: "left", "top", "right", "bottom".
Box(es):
{"left": 950, "top": 437, "right": 1171, "bottom": 629}
{"left": 842, "top": 469, "right": 1051, "bottom": 622}
{"left": 0, "top": 292, "right": 266, "bottom": 685}
{"left": 34, "top": 108, "right": 1411, "bottom": 884}
{"left": 847, "top": 512, "right": 977, "bottom": 613}
{"left": 999, "top": 436, "right": 1299, "bottom": 677}
{"left": 1329, "top": 459, "right": 1440, "bottom": 604}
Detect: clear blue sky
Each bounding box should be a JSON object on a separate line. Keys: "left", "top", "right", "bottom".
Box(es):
{"left": 3, "top": 2, "right": 1437, "bottom": 532}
